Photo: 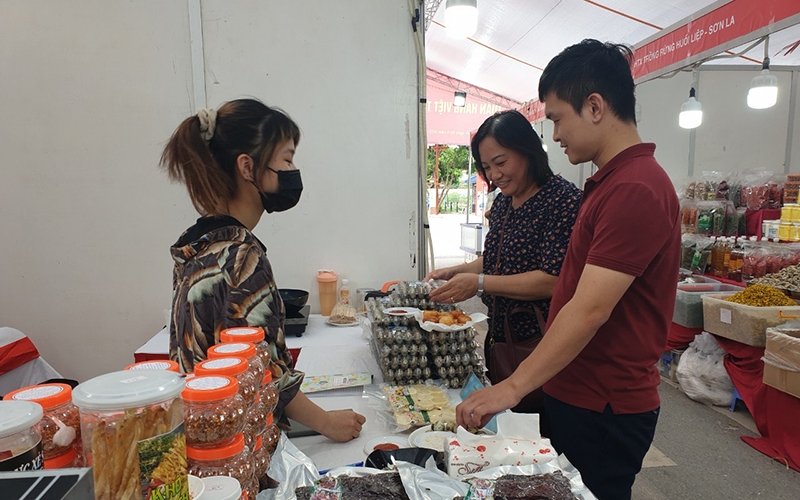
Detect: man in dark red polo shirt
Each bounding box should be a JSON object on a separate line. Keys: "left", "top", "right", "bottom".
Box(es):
{"left": 457, "top": 39, "right": 680, "bottom": 499}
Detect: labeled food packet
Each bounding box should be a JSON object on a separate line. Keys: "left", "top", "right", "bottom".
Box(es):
{"left": 446, "top": 413, "right": 557, "bottom": 478}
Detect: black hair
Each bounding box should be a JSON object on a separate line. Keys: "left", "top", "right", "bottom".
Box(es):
{"left": 538, "top": 39, "right": 636, "bottom": 124}
{"left": 161, "top": 98, "right": 300, "bottom": 215}
{"left": 470, "top": 110, "right": 553, "bottom": 189}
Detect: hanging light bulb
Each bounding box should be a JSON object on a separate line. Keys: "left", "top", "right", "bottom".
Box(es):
{"left": 445, "top": 0, "right": 478, "bottom": 38}
{"left": 679, "top": 87, "right": 703, "bottom": 129}
{"left": 748, "top": 36, "right": 778, "bottom": 110}
{"left": 748, "top": 62, "right": 778, "bottom": 109}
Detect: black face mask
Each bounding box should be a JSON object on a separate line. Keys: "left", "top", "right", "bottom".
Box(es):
{"left": 259, "top": 169, "right": 303, "bottom": 213}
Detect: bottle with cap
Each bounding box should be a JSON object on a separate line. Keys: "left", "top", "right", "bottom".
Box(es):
{"left": 338, "top": 278, "right": 351, "bottom": 305}
{"left": 316, "top": 270, "right": 338, "bottom": 316}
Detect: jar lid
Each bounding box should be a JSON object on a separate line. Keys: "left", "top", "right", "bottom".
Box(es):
{"left": 72, "top": 370, "right": 184, "bottom": 411}
{"left": 0, "top": 400, "right": 44, "bottom": 438}
{"left": 220, "top": 327, "right": 265, "bottom": 344}
{"left": 187, "top": 433, "right": 244, "bottom": 461}
{"left": 262, "top": 370, "right": 273, "bottom": 384}
{"left": 124, "top": 360, "right": 180, "bottom": 373}
{"left": 195, "top": 357, "right": 248, "bottom": 377}
{"left": 208, "top": 342, "right": 256, "bottom": 361}
{"left": 181, "top": 375, "right": 238, "bottom": 402}
{"left": 199, "top": 475, "right": 242, "bottom": 500}
{"left": 44, "top": 446, "right": 77, "bottom": 469}
{"left": 254, "top": 435, "right": 263, "bottom": 452}
{"left": 5, "top": 383, "right": 72, "bottom": 410}
{"left": 317, "top": 270, "right": 338, "bottom": 282}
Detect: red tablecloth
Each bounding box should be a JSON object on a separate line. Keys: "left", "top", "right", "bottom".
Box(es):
{"left": 712, "top": 335, "right": 800, "bottom": 472}
{"left": 0, "top": 328, "right": 40, "bottom": 376}
{"left": 666, "top": 323, "right": 702, "bottom": 350}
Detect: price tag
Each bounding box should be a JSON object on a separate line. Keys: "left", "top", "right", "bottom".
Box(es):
{"left": 720, "top": 308, "right": 732, "bottom": 324}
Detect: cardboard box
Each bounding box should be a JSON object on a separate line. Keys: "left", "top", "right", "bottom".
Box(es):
{"left": 763, "top": 328, "right": 800, "bottom": 399}
{"left": 762, "top": 363, "right": 800, "bottom": 399}
{"left": 701, "top": 293, "right": 800, "bottom": 347}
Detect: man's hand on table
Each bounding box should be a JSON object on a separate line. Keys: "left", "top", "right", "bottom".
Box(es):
{"left": 321, "top": 409, "right": 366, "bottom": 442}
{"left": 456, "top": 381, "right": 520, "bottom": 429}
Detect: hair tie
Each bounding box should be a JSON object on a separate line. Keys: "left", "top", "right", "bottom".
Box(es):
{"left": 197, "top": 108, "right": 217, "bottom": 141}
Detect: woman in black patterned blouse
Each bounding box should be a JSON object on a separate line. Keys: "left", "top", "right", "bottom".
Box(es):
{"left": 427, "top": 110, "right": 582, "bottom": 421}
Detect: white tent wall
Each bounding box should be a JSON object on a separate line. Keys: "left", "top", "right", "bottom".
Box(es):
{"left": 0, "top": 0, "right": 420, "bottom": 381}
{"left": 637, "top": 66, "right": 797, "bottom": 186}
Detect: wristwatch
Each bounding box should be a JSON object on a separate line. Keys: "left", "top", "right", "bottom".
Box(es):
{"left": 477, "top": 273, "right": 485, "bottom": 297}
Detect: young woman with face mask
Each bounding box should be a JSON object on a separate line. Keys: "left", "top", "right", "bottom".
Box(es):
{"left": 161, "top": 99, "right": 365, "bottom": 449}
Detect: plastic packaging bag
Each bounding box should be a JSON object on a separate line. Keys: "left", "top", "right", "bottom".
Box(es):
{"left": 461, "top": 454, "right": 597, "bottom": 499}
{"left": 445, "top": 413, "right": 557, "bottom": 478}
{"left": 258, "top": 432, "right": 319, "bottom": 500}
{"left": 676, "top": 332, "right": 734, "bottom": 406}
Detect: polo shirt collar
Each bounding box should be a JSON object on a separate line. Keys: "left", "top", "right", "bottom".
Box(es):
{"left": 584, "top": 143, "right": 656, "bottom": 190}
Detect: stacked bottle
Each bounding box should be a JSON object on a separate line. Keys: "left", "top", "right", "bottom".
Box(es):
{"left": 207, "top": 343, "right": 265, "bottom": 451}
{"left": 182, "top": 375, "right": 246, "bottom": 448}
{"left": 196, "top": 357, "right": 258, "bottom": 408}
{"left": 5, "top": 384, "right": 82, "bottom": 468}
{"left": 220, "top": 327, "right": 272, "bottom": 374}
{"left": 187, "top": 434, "right": 258, "bottom": 499}
{"left": 182, "top": 374, "right": 254, "bottom": 498}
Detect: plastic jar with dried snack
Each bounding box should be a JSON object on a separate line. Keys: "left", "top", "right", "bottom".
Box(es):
{"left": 124, "top": 359, "right": 180, "bottom": 373}
{"left": 220, "top": 327, "right": 272, "bottom": 373}
{"left": 208, "top": 343, "right": 264, "bottom": 397}
{"left": 72, "top": 370, "right": 188, "bottom": 500}
{"left": 252, "top": 435, "right": 270, "bottom": 479}
{"left": 188, "top": 433, "right": 258, "bottom": 500}
{"left": 244, "top": 393, "right": 267, "bottom": 451}
{"left": 182, "top": 375, "right": 247, "bottom": 448}
{"left": 5, "top": 383, "right": 81, "bottom": 463}
{"left": 262, "top": 413, "right": 280, "bottom": 456}
{"left": 44, "top": 446, "right": 77, "bottom": 469}
{"left": 196, "top": 356, "right": 258, "bottom": 408}
{"left": 0, "top": 400, "right": 44, "bottom": 472}
{"left": 260, "top": 370, "right": 279, "bottom": 415}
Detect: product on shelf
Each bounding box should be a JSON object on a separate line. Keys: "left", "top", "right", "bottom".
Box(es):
{"left": 196, "top": 357, "right": 258, "bottom": 408}
{"left": 5, "top": 384, "right": 81, "bottom": 462}
{"left": 181, "top": 375, "right": 246, "bottom": 448}
{"left": 723, "top": 284, "right": 796, "bottom": 307}
{"left": 187, "top": 433, "right": 257, "bottom": 500}
{"left": 220, "top": 327, "right": 272, "bottom": 374}
{"left": 0, "top": 400, "right": 44, "bottom": 472}
{"left": 72, "top": 370, "right": 187, "bottom": 500}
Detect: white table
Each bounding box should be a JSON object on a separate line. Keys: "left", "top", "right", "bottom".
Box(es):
{"left": 134, "top": 315, "right": 366, "bottom": 361}
{"left": 132, "top": 315, "right": 452, "bottom": 472}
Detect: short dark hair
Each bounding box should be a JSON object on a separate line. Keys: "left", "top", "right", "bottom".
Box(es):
{"left": 538, "top": 39, "right": 636, "bottom": 124}
{"left": 471, "top": 110, "right": 553, "bottom": 189}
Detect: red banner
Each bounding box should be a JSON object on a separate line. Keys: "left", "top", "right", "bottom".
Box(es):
{"left": 520, "top": 0, "right": 800, "bottom": 121}
{"left": 632, "top": 0, "right": 800, "bottom": 81}
{"left": 426, "top": 79, "right": 511, "bottom": 145}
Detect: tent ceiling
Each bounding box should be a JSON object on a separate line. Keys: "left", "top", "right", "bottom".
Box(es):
{"left": 425, "top": 1, "right": 800, "bottom": 103}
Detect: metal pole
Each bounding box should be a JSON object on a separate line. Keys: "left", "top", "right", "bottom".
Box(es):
{"left": 466, "top": 152, "right": 472, "bottom": 224}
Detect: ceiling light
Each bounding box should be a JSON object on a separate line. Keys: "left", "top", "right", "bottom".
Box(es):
{"left": 445, "top": 0, "right": 478, "bottom": 38}
{"left": 453, "top": 91, "right": 467, "bottom": 107}
{"left": 748, "top": 36, "right": 778, "bottom": 110}
{"left": 748, "top": 65, "right": 778, "bottom": 110}
{"left": 679, "top": 87, "right": 703, "bottom": 129}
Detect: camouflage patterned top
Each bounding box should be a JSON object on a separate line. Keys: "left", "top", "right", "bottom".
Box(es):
{"left": 169, "top": 215, "right": 302, "bottom": 426}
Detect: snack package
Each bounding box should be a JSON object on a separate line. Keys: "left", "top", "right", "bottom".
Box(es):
{"left": 461, "top": 454, "right": 597, "bottom": 499}
{"left": 446, "top": 413, "right": 557, "bottom": 478}
{"left": 370, "top": 384, "right": 457, "bottom": 431}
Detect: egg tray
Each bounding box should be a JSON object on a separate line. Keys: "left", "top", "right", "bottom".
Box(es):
{"left": 369, "top": 322, "right": 486, "bottom": 387}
